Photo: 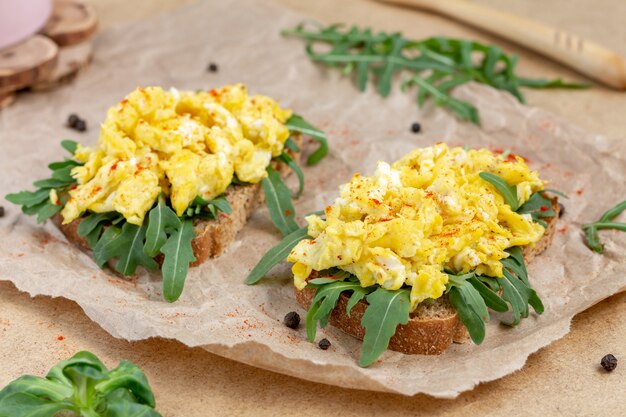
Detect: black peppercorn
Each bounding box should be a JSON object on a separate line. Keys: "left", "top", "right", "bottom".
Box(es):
{"left": 318, "top": 338, "right": 331, "bottom": 350}
{"left": 558, "top": 203, "right": 565, "bottom": 218}
{"left": 67, "top": 114, "right": 79, "bottom": 127}
{"left": 0, "top": 206, "right": 4, "bottom": 217}
{"left": 283, "top": 311, "right": 300, "bottom": 329}
{"left": 410, "top": 122, "right": 421, "bottom": 133}
{"left": 74, "top": 119, "right": 87, "bottom": 132}
{"left": 601, "top": 354, "right": 617, "bottom": 372}
{"left": 207, "top": 62, "right": 219, "bottom": 72}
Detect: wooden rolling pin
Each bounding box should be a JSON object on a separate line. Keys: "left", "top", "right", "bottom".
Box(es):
{"left": 377, "top": 0, "right": 626, "bottom": 89}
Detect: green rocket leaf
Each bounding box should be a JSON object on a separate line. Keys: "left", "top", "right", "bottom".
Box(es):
{"left": 285, "top": 114, "right": 329, "bottom": 165}
{"left": 359, "top": 287, "right": 411, "bottom": 367}
{"left": 144, "top": 197, "right": 182, "bottom": 257}
{"left": 479, "top": 172, "right": 519, "bottom": 210}
{"left": 245, "top": 226, "right": 310, "bottom": 285}
{"left": 160, "top": 219, "right": 196, "bottom": 302}
{"left": 261, "top": 166, "right": 299, "bottom": 236}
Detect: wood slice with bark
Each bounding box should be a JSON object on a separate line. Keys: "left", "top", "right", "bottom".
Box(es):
{"left": 0, "top": 35, "right": 58, "bottom": 94}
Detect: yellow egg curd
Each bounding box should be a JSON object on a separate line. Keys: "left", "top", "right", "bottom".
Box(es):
{"left": 288, "top": 143, "right": 546, "bottom": 310}
{"left": 61, "top": 84, "right": 292, "bottom": 225}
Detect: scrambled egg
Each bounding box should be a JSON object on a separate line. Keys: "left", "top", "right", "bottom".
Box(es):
{"left": 61, "top": 84, "right": 292, "bottom": 225}
{"left": 288, "top": 143, "right": 546, "bottom": 310}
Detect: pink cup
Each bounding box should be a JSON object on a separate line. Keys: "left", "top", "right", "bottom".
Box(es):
{"left": 0, "top": 0, "right": 52, "bottom": 50}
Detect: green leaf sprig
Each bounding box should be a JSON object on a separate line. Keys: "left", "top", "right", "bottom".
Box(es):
{"left": 283, "top": 23, "right": 586, "bottom": 124}
{"left": 479, "top": 171, "right": 566, "bottom": 227}
{"left": 85, "top": 194, "right": 200, "bottom": 302}
{"left": 479, "top": 172, "right": 520, "bottom": 210}
{"left": 0, "top": 351, "right": 161, "bottom": 417}
{"left": 285, "top": 114, "right": 329, "bottom": 165}
{"left": 582, "top": 200, "right": 626, "bottom": 253}
{"left": 6, "top": 140, "right": 81, "bottom": 223}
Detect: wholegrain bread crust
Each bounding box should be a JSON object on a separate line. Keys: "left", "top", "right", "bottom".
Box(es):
{"left": 54, "top": 136, "right": 302, "bottom": 265}
{"left": 295, "top": 196, "right": 560, "bottom": 355}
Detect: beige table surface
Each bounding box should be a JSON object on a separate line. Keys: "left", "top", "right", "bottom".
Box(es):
{"left": 1, "top": 0, "right": 625, "bottom": 415}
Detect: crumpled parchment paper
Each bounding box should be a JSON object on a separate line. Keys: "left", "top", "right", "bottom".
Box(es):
{"left": 0, "top": 0, "right": 625, "bottom": 398}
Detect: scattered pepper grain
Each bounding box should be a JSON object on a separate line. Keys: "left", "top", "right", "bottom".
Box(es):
{"left": 410, "top": 122, "right": 421, "bottom": 133}
{"left": 283, "top": 311, "right": 300, "bottom": 329}
{"left": 207, "top": 62, "right": 219, "bottom": 72}
{"left": 318, "top": 338, "right": 331, "bottom": 350}
{"left": 558, "top": 202, "right": 565, "bottom": 218}
{"left": 601, "top": 354, "right": 617, "bottom": 372}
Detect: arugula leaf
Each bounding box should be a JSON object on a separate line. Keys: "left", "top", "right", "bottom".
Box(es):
{"left": 78, "top": 212, "right": 122, "bottom": 248}
{"left": 184, "top": 195, "right": 232, "bottom": 219}
{"left": 92, "top": 222, "right": 158, "bottom": 275}
{"left": 277, "top": 152, "right": 305, "bottom": 198}
{"left": 5, "top": 189, "right": 50, "bottom": 208}
{"left": 93, "top": 227, "right": 122, "bottom": 267}
{"left": 305, "top": 301, "right": 322, "bottom": 343}
{"left": 115, "top": 223, "right": 158, "bottom": 275}
{"left": 346, "top": 286, "right": 370, "bottom": 317}
{"left": 160, "top": 219, "right": 196, "bottom": 302}
{"left": 468, "top": 277, "right": 508, "bottom": 312}
{"left": 34, "top": 200, "right": 63, "bottom": 224}
{"left": 261, "top": 166, "right": 299, "bottom": 236}
{"left": 283, "top": 24, "right": 586, "bottom": 125}
{"left": 582, "top": 200, "right": 626, "bottom": 253}
{"left": 0, "top": 351, "right": 161, "bottom": 417}
{"left": 359, "top": 287, "right": 411, "bottom": 367}
{"left": 61, "top": 140, "right": 79, "bottom": 154}
{"left": 448, "top": 286, "right": 486, "bottom": 344}
{"left": 48, "top": 159, "right": 81, "bottom": 171}
{"left": 285, "top": 114, "right": 329, "bottom": 165}
{"left": 479, "top": 172, "right": 519, "bottom": 210}
{"left": 245, "top": 226, "right": 310, "bottom": 284}
{"left": 517, "top": 192, "right": 555, "bottom": 224}
{"left": 144, "top": 197, "right": 181, "bottom": 257}
{"left": 306, "top": 281, "right": 366, "bottom": 340}
{"left": 284, "top": 137, "right": 301, "bottom": 152}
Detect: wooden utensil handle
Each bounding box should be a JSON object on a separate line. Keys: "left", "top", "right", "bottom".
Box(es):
{"left": 379, "top": 0, "right": 626, "bottom": 89}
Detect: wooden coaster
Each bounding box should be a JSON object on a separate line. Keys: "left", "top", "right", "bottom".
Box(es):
{"left": 31, "top": 0, "right": 97, "bottom": 90}
{"left": 0, "top": 35, "right": 59, "bottom": 94}
{"left": 42, "top": 0, "right": 98, "bottom": 47}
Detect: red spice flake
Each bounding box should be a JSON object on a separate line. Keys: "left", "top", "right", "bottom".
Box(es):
{"left": 576, "top": 188, "right": 584, "bottom": 196}
{"left": 558, "top": 225, "right": 569, "bottom": 234}
{"left": 90, "top": 186, "right": 102, "bottom": 197}
{"left": 111, "top": 161, "right": 119, "bottom": 171}
{"left": 70, "top": 185, "right": 77, "bottom": 190}
{"left": 57, "top": 336, "right": 65, "bottom": 341}
{"left": 16, "top": 253, "right": 24, "bottom": 257}
{"left": 209, "top": 89, "right": 220, "bottom": 98}
{"left": 284, "top": 209, "right": 292, "bottom": 216}
{"left": 540, "top": 206, "right": 549, "bottom": 212}
{"left": 372, "top": 198, "right": 382, "bottom": 205}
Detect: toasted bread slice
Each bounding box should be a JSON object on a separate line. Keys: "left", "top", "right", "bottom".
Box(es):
{"left": 54, "top": 136, "right": 302, "bottom": 263}
{"left": 295, "top": 196, "right": 559, "bottom": 355}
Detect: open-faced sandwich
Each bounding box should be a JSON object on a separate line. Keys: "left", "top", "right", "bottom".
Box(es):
{"left": 247, "top": 143, "right": 563, "bottom": 366}
{"left": 6, "top": 84, "right": 328, "bottom": 302}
